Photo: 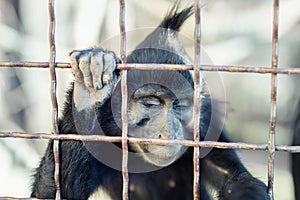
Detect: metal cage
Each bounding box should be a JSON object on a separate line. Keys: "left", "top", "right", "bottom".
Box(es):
{"left": 0, "top": 0, "right": 300, "bottom": 200}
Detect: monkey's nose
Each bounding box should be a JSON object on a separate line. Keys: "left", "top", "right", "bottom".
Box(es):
{"left": 158, "top": 133, "right": 177, "bottom": 140}
{"left": 136, "top": 118, "right": 150, "bottom": 127}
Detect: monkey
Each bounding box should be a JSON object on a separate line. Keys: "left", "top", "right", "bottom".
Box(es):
{"left": 31, "top": 4, "right": 270, "bottom": 200}
{"left": 292, "top": 100, "right": 300, "bottom": 200}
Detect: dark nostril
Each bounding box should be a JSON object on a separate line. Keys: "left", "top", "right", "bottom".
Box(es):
{"left": 136, "top": 118, "right": 150, "bottom": 127}
{"left": 158, "top": 134, "right": 162, "bottom": 139}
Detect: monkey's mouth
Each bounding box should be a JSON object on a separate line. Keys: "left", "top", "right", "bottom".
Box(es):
{"left": 139, "top": 144, "right": 185, "bottom": 167}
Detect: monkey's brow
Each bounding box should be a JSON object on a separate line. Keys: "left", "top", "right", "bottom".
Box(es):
{"left": 133, "top": 95, "right": 164, "bottom": 103}
{"left": 132, "top": 88, "right": 168, "bottom": 97}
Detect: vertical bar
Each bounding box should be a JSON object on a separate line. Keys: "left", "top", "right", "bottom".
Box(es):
{"left": 193, "top": 0, "right": 201, "bottom": 199}
{"left": 48, "top": 0, "right": 61, "bottom": 199}
{"left": 267, "top": 0, "right": 279, "bottom": 199}
{"left": 119, "top": 0, "right": 129, "bottom": 200}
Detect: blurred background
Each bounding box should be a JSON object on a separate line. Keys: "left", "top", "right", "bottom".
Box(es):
{"left": 0, "top": 0, "right": 300, "bottom": 199}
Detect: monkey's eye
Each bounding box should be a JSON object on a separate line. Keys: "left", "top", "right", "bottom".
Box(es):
{"left": 173, "top": 99, "right": 191, "bottom": 110}
{"left": 140, "top": 96, "right": 162, "bottom": 108}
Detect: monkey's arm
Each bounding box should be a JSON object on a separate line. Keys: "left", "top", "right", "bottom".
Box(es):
{"left": 31, "top": 48, "right": 120, "bottom": 199}
{"left": 201, "top": 133, "right": 270, "bottom": 200}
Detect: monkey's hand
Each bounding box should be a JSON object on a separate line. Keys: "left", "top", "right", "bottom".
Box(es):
{"left": 70, "top": 48, "right": 120, "bottom": 111}
{"left": 219, "top": 172, "right": 270, "bottom": 200}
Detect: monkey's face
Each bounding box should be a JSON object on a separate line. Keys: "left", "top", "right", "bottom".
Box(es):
{"left": 127, "top": 84, "right": 194, "bottom": 167}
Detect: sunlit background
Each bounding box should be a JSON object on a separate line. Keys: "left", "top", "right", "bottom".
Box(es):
{"left": 0, "top": 0, "right": 300, "bottom": 199}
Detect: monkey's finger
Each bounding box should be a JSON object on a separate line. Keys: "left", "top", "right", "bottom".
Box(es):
{"left": 91, "top": 50, "right": 104, "bottom": 90}
{"left": 70, "top": 51, "right": 83, "bottom": 83}
{"left": 78, "top": 52, "right": 93, "bottom": 89}
{"left": 103, "top": 52, "right": 117, "bottom": 85}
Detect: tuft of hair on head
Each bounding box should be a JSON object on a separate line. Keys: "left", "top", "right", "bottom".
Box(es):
{"left": 159, "top": 1, "right": 194, "bottom": 31}
{"left": 127, "top": 1, "right": 194, "bottom": 65}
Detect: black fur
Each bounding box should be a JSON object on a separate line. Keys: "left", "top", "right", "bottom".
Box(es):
{"left": 31, "top": 5, "right": 269, "bottom": 200}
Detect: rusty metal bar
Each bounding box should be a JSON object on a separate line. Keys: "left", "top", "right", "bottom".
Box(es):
{"left": 0, "top": 131, "right": 122, "bottom": 141}
{"left": 267, "top": 0, "right": 279, "bottom": 199}
{"left": 1, "top": 131, "right": 300, "bottom": 152}
{"left": 1, "top": 61, "right": 300, "bottom": 74}
{"left": 119, "top": 0, "right": 129, "bottom": 200}
{"left": 48, "top": 0, "right": 61, "bottom": 199}
{"left": 0, "top": 62, "right": 71, "bottom": 68}
{"left": 193, "top": 0, "right": 201, "bottom": 199}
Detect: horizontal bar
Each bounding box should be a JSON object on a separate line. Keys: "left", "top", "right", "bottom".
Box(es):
{"left": 1, "top": 62, "right": 300, "bottom": 74}
{"left": 1, "top": 131, "right": 300, "bottom": 153}
{"left": 0, "top": 62, "right": 70, "bottom": 68}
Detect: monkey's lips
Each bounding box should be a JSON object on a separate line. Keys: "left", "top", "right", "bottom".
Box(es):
{"left": 140, "top": 144, "right": 185, "bottom": 167}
